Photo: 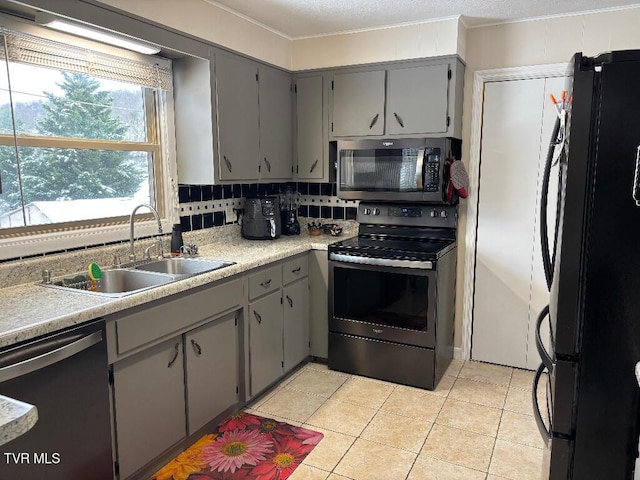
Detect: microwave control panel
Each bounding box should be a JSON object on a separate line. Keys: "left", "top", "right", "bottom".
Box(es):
{"left": 424, "top": 148, "right": 441, "bottom": 192}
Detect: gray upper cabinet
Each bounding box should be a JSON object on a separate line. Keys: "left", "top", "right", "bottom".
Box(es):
{"left": 113, "top": 337, "right": 186, "bottom": 479}
{"left": 386, "top": 64, "right": 450, "bottom": 135}
{"left": 295, "top": 75, "right": 324, "bottom": 180}
{"left": 216, "top": 53, "right": 260, "bottom": 181}
{"left": 258, "top": 66, "right": 293, "bottom": 180}
{"left": 185, "top": 312, "right": 238, "bottom": 434}
{"left": 332, "top": 70, "right": 386, "bottom": 137}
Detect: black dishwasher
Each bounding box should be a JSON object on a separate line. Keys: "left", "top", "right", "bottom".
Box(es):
{"left": 0, "top": 320, "right": 113, "bottom": 479}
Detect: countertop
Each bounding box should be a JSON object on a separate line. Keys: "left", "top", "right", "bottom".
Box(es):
{"left": 0, "top": 226, "right": 354, "bottom": 446}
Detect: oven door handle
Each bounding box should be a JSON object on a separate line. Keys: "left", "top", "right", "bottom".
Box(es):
{"left": 329, "top": 253, "right": 433, "bottom": 270}
{"left": 533, "top": 362, "right": 552, "bottom": 442}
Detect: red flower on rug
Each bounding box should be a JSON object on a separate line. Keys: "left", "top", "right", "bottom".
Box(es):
{"left": 249, "top": 436, "right": 315, "bottom": 480}
{"left": 150, "top": 412, "right": 323, "bottom": 480}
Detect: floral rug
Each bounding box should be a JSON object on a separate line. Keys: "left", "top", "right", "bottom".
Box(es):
{"left": 151, "top": 412, "right": 324, "bottom": 480}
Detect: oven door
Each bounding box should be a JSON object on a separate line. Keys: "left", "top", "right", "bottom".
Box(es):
{"left": 329, "top": 259, "right": 437, "bottom": 348}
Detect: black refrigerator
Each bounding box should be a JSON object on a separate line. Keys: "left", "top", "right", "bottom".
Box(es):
{"left": 533, "top": 50, "right": 640, "bottom": 480}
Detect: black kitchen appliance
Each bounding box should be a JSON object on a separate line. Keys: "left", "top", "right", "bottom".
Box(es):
{"left": 336, "top": 137, "right": 461, "bottom": 204}
{"left": 0, "top": 320, "right": 113, "bottom": 479}
{"left": 280, "top": 187, "right": 301, "bottom": 236}
{"left": 241, "top": 196, "right": 281, "bottom": 240}
{"left": 533, "top": 51, "right": 640, "bottom": 479}
{"left": 328, "top": 202, "right": 457, "bottom": 390}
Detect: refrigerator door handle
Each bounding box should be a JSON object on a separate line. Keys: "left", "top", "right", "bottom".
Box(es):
{"left": 632, "top": 145, "right": 640, "bottom": 206}
{"left": 533, "top": 362, "right": 552, "bottom": 441}
{"left": 536, "top": 305, "right": 554, "bottom": 374}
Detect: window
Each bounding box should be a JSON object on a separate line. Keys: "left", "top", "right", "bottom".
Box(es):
{"left": 0, "top": 25, "right": 175, "bottom": 258}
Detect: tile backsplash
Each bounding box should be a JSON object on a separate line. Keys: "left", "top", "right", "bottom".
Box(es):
{"left": 178, "top": 181, "right": 359, "bottom": 232}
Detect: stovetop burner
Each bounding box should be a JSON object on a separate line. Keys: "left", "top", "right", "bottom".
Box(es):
{"left": 329, "top": 235, "right": 455, "bottom": 261}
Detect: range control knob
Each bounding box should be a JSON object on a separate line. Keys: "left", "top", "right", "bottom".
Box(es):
{"left": 440, "top": 210, "right": 448, "bottom": 218}
{"left": 430, "top": 210, "right": 438, "bottom": 218}
{"left": 363, "top": 208, "right": 372, "bottom": 215}
{"left": 372, "top": 208, "right": 380, "bottom": 216}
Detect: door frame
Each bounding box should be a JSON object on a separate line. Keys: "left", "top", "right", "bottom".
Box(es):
{"left": 461, "top": 63, "right": 568, "bottom": 361}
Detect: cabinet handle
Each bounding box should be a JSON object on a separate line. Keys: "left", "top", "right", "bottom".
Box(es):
{"left": 224, "top": 156, "right": 232, "bottom": 173}
{"left": 286, "top": 295, "right": 293, "bottom": 308}
{"left": 254, "top": 310, "right": 262, "bottom": 324}
{"left": 263, "top": 157, "right": 271, "bottom": 172}
{"left": 292, "top": 267, "right": 301, "bottom": 274}
{"left": 309, "top": 159, "right": 318, "bottom": 173}
{"left": 167, "top": 342, "right": 180, "bottom": 368}
{"left": 369, "top": 113, "right": 379, "bottom": 130}
{"left": 393, "top": 112, "right": 405, "bottom": 128}
{"left": 260, "top": 278, "right": 272, "bottom": 288}
{"left": 191, "top": 339, "right": 202, "bottom": 356}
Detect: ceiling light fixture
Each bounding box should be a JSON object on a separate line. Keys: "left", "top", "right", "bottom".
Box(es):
{"left": 35, "top": 12, "right": 161, "bottom": 55}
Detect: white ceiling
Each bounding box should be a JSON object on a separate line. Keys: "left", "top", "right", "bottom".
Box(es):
{"left": 207, "top": 0, "right": 640, "bottom": 39}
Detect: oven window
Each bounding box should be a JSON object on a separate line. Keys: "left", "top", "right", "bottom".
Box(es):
{"left": 339, "top": 148, "right": 424, "bottom": 192}
{"left": 333, "top": 267, "right": 429, "bottom": 331}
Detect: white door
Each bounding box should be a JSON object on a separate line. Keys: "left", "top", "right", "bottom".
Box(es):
{"left": 472, "top": 76, "right": 564, "bottom": 369}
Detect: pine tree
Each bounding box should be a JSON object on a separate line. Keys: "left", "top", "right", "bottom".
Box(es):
{"left": 18, "top": 71, "right": 146, "bottom": 202}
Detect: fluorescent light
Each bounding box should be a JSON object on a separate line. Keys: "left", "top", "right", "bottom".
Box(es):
{"left": 35, "top": 13, "right": 161, "bottom": 55}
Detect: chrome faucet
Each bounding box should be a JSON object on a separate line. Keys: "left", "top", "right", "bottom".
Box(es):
{"left": 129, "top": 203, "right": 164, "bottom": 261}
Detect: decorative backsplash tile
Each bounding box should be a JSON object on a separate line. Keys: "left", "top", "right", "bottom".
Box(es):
{"left": 178, "top": 181, "right": 358, "bottom": 232}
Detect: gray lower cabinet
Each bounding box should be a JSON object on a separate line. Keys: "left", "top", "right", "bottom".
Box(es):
{"left": 386, "top": 64, "right": 450, "bottom": 135}
{"left": 249, "top": 290, "right": 284, "bottom": 395}
{"left": 283, "top": 277, "right": 309, "bottom": 371}
{"left": 185, "top": 312, "right": 238, "bottom": 435}
{"left": 295, "top": 74, "right": 325, "bottom": 180}
{"left": 308, "top": 250, "right": 329, "bottom": 358}
{"left": 216, "top": 52, "right": 260, "bottom": 181}
{"left": 259, "top": 66, "right": 293, "bottom": 180}
{"left": 331, "top": 70, "right": 386, "bottom": 137}
{"left": 113, "top": 337, "right": 186, "bottom": 479}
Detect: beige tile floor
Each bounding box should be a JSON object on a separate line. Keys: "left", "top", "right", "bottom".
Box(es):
{"left": 245, "top": 360, "right": 547, "bottom": 480}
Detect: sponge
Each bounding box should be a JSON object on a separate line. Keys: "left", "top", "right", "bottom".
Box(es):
{"left": 88, "top": 262, "right": 103, "bottom": 281}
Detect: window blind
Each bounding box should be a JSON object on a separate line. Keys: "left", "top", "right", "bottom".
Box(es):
{"left": 0, "top": 28, "right": 172, "bottom": 90}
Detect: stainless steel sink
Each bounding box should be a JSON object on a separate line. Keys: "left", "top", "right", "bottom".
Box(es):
{"left": 133, "top": 257, "right": 235, "bottom": 276}
{"left": 39, "top": 257, "right": 235, "bottom": 297}
{"left": 42, "top": 269, "right": 177, "bottom": 297}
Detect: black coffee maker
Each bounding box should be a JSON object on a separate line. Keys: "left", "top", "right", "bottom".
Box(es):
{"left": 280, "top": 187, "right": 301, "bottom": 235}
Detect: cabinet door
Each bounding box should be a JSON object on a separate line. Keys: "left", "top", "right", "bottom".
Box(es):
{"left": 386, "top": 64, "right": 449, "bottom": 135}
{"left": 216, "top": 53, "right": 260, "bottom": 181}
{"left": 185, "top": 312, "right": 239, "bottom": 434}
{"left": 332, "top": 70, "right": 385, "bottom": 137}
{"left": 113, "top": 337, "right": 186, "bottom": 479}
{"left": 259, "top": 66, "right": 293, "bottom": 180}
{"left": 249, "top": 291, "right": 284, "bottom": 395}
{"left": 308, "top": 250, "right": 329, "bottom": 358}
{"left": 283, "top": 277, "right": 309, "bottom": 371}
{"left": 296, "top": 75, "right": 324, "bottom": 179}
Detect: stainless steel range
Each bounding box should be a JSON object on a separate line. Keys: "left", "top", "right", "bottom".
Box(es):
{"left": 328, "top": 202, "right": 457, "bottom": 390}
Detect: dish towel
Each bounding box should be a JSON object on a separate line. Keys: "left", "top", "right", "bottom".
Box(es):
{"left": 450, "top": 160, "right": 469, "bottom": 198}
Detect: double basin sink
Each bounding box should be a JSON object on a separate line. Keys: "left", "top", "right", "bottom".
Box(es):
{"left": 42, "top": 257, "right": 235, "bottom": 297}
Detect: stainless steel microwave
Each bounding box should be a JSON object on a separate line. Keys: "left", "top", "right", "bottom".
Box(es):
{"left": 336, "top": 137, "right": 461, "bottom": 204}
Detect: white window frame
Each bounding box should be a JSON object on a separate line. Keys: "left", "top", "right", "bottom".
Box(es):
{"left": 0, "top": 14, "right": 178, "bottom": 261}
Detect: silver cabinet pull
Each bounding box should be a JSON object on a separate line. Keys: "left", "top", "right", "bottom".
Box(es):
{"left": 369, "top": 113, "right": 379, "bottom": 129}
{"left": 263, "top": 157, "right": 271, "bottom": 172}
{"left": 393, "top": 112, "right": 404, "bottom": 128}
{"left": 260, "top": 278, "right": 272, "bottom": 288}
{"left": 190, "top": 339, "right": 202, "bottom": 356}
{"left": 286, "top": 295, "right": 293, "bottom": 308}
{"left": 633, "top": 145, "right": 640, "bottom": 206}
{"left": 167, "top": 342, "right": 180, "bottom": 368}
{"left": 310, "top": 159, "right": 318, "bottom": 173}
{"left": 224, "top": 156, "right": 232, "bottom": 173}
{"left": 254, "top": 310, "right": 262, "bottom": 324}
{"left": 0, "top": 331, "right": 102, "bottom": 382}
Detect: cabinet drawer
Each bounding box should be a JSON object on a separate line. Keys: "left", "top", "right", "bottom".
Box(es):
{"left": 248, "top": 265, "right": 282, "bottom": 301}
{"left": 283, "top": 255, "right": 308, "bottom": 285}
{"left": 114, "top": 278, "right": 242, "bottom": 355}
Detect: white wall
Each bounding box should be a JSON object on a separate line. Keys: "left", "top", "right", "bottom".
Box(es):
{"left": 292, "top": 17, "right": 461, "bottom": 70}
{"left": 97, "top": 0, "right": 293, "bottom": 69}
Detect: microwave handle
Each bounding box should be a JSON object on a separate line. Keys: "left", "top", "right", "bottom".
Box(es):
{"left": 416, "top": 149, "right": 425, "bottom": 190}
